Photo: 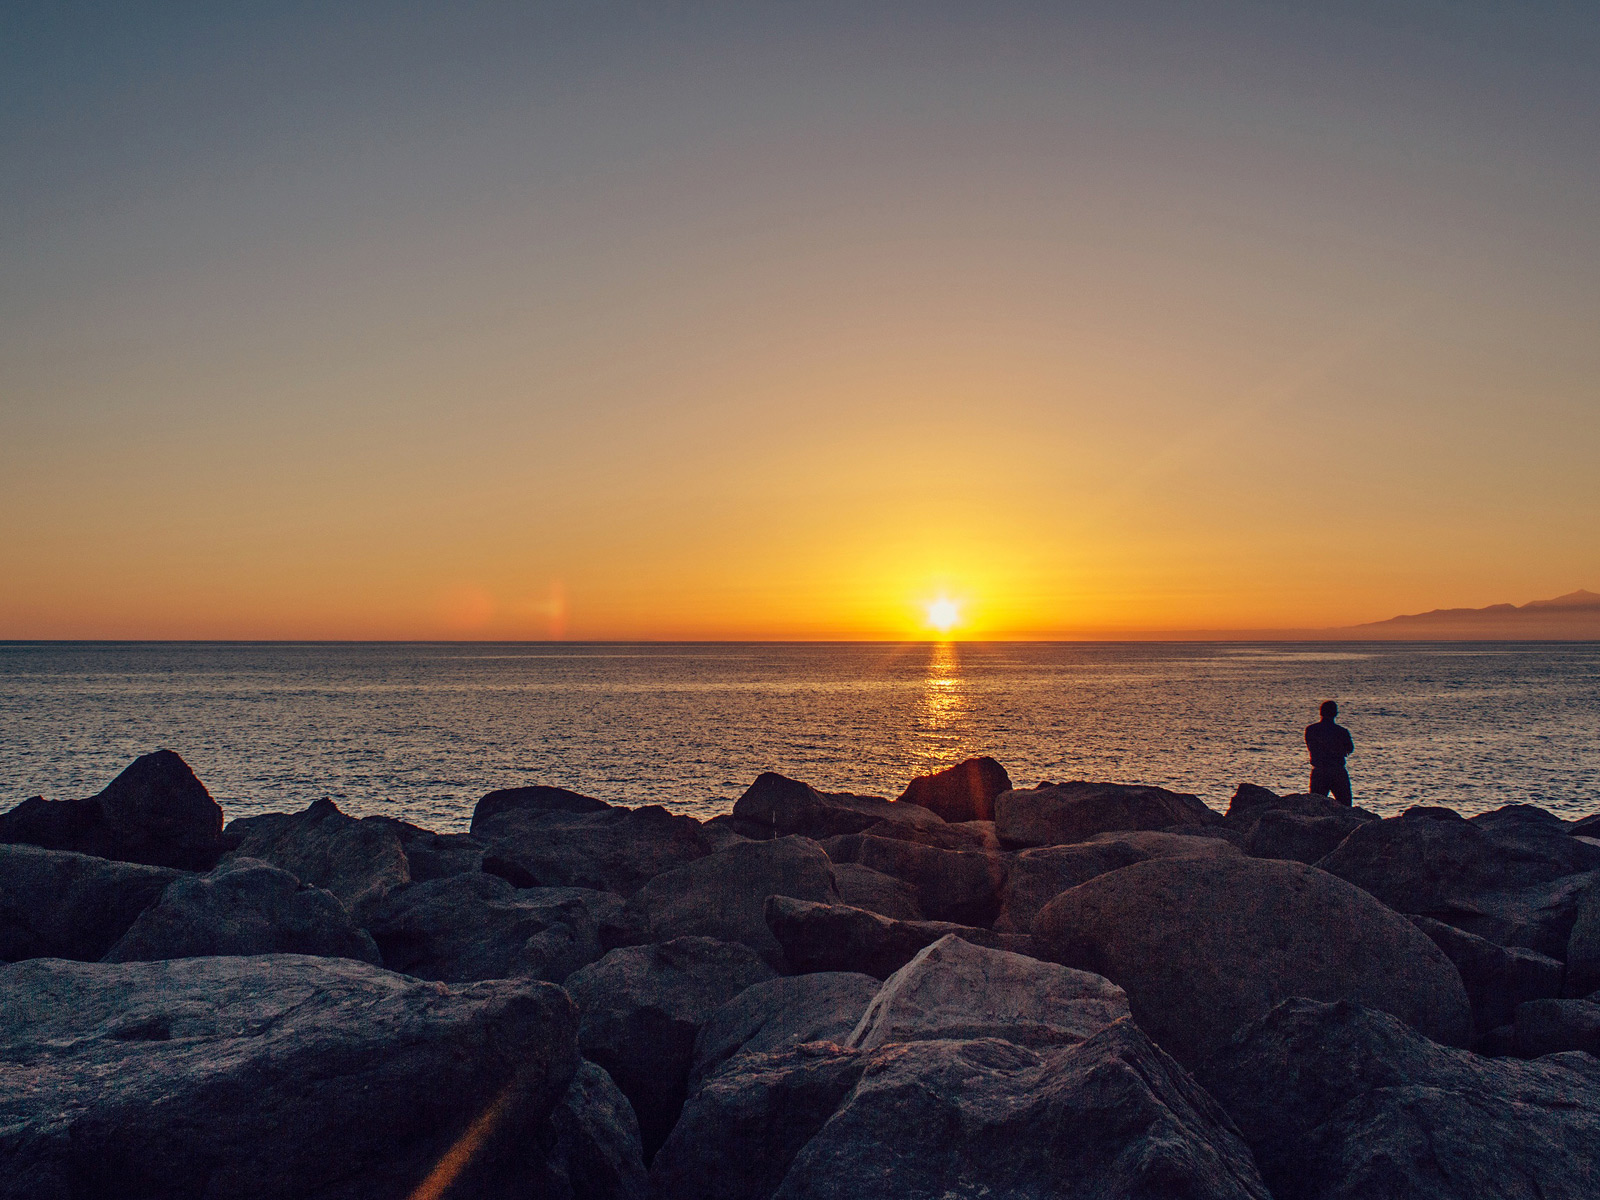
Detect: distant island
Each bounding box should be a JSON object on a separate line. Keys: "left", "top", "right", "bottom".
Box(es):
{"left": 1334, "top": 589, "right": 1600, "bottom": 641}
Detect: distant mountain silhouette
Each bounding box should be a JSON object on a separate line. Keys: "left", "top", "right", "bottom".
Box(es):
{"left": 1340, "top": 590, "right": 1600, "bottom": 640}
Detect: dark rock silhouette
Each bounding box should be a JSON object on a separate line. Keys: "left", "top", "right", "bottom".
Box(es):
{"left": 0, "top": 844, "right": 179, "bottom": 962}
{"left": 724, "top": 772, "right": 945, "bottom": 841}
{"left": 1513, "top": 997, "right": 1600, "bottom": 1057}
{"left": 478, "top": 802, "right": 716, "bottom": 897}
{"left": 1223, "top": 784, "right": 1377, "bottom": 863}
{"left": 563, "top": 937, "right": 778, "bottom": 1161}
{"left": 1200, "top": 997, "right": 1600, "bottom": 1200}
{"left": 0, "top": 955, "right": 580, "bottom": 1200}
{"left": 827, "top": 861, "right": 922, "bottom": 919}
{"left": 364, "top": 872, "right": 623, "bottom": 983}
{"left": 471, "top": 784, "right": 611, "bottom": 831}
{"left": 1035, "top": 855, "right": 1472, "bottom": 1067}
{"left": 995, "top": 830, "right": 1240, "bottom": 933}
{"left": 689, "top": 972, "right": 880, "bottom": 1093}
{"left": 528, "top": 1061, "right": 648, "bottom": 1200}
{"left": 226, "top": 797, "right": 410, "bottom": 919}
{"left": 764, "top": 895, "right": 1038, "bottom": 979}
{"left": 625, "top": 836, "right": 840, "bottom": 970}
{"left": 819, "top": 833, "right": 1009, "bottom": 925}
{"left": 894, "top": 756, "right": 1013, "bottom": 823}
{"left": 994, "top": 780, "right": 1220, "bottom": 848}
{"left": 102, "top": 857, "right": 379, "bottom": 965}
{"left": 0, "top": 750, "right": 226, "bottom": 870}
{"left": 1408, "top": 915, "right": 1563, "bottom": 1037}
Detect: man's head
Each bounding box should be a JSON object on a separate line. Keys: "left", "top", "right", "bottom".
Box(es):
{"left": 1319, "top": 700, "right": 1339, "bottom": 721}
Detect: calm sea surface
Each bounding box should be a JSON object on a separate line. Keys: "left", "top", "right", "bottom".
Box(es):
{"left": 2, "top": 641, "right": 1597, "bottom": 832}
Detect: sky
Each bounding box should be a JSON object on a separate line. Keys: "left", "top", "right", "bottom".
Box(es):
{"left": 3, "top": 1, "right": 1597, "bottom": 639}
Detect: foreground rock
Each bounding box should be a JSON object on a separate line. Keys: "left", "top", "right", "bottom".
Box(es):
{"left": 364, "top": 873, "right": 623, "bottom": 983}
{"left": 0, "top": 750, "right": 226, "bottom": 870}
{"left": 994, "top": 780, "right": 1219, "bottom": 848}
{"left": 1316, "top": 804, "right": 1600, "bottom": 920}
{"left": 827, "top": 861, "right": 922, "bottom": 919}
{"left": 1564, "top": 883, "right": 1600, "bottom": 995}
{"left": 819, "top": 833, "right": 1008, "bottom": 925}
{"left": 625, "top": 836, "right": 839, "bottom": 969}
{"left": 722, "top": 772, "right": 945, "bottom": 842}
{"left": 0, "top": 844, "right": 179, "bottom": 962}
{"left": 846, "top": 934, "right": 1128, "bottom": 1050}
{"left": 690, "top": 972, "right": 881, "bottom": 1092}
{"left": 765, "top": 896, "right": 1038, "bottom": 978}
{"left": 1035, "top": 855, "right": 1471, "bottom": 1067}
{"left": 1409, "top": 915, "right": 1562, "bottom": 1037}
{"left": 656, "top": 1022, "right": 1272, "bottom": 1200}
{"left": 477, "top": 801, "right": 716, "bottom": 897}
{"left": 103, "top": 858, "right": 379, "bottom": 965}
{"left": 528, "top": 1061, "right": 648, "bottom": 1200}
{"left": 894, "top": 756, "right": 1013, "bottom": 823}
{"left": 1201, "top": 998, "right": 1600, "bottom": 1200}
{"left": 226, "top": 797, "right": 410, "bottom": 918}
{"left": 0, "top": 954, "right": 579, "bottom": 1200}
{"left": 996, "top": 830, "right": 1240, "bottom": 932}
{"left": 563, "top": 937, "right": 778, "bottom": 1159}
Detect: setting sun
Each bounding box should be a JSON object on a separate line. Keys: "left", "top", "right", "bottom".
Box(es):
{"left": 925, "top": 597, "right": 961, "bottom": 636}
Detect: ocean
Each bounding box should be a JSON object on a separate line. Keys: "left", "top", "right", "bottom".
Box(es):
{"left": 2, "top": 641, "right": 1597, "bottom": 832}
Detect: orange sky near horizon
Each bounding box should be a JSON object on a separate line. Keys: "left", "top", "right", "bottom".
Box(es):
{"left": 3, "top": 5, "right": 1596, "bottom": 641}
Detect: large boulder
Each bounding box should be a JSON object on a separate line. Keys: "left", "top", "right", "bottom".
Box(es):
{"left": 0, "top": 844, "right": 179, "bottom": 962}
{"left": 1564, "top": 883, "right": 1600, "bottom": 995}
{"left": 477, "top": 803, "right": 715, "bottom": 898}
{"left": 624, "top": 836, "right": 839, "bottom": 969}
{"left": 819, "top": 833, "right": 1008, "bottom": 925}
{"left": 563, "top": 937, "right": 778, "bottom": 1160}
{"left": 996, "top": 830, "right": 1240, "bottom": 933}
{"left": 1200, "top": 998, "right": 1600, "bottom": 1200}
{"left": 1513, "top": 998, "right": 1600, "bottom": 1057}
{"left": 994, "top": 780, "right": 1220, "bottom": 848}
{"left": 380, "top": 818, "right": 486, "bottom": 881}
{"left": 846, "top": 934, "right": 1128, "bottom": 1051}
{"left": 1315, "top": 805, "right": 1600, "bottom": 918}
{"left": 1034, "top": 855, "right": 1472, "bottom": 1068}
{"left": 651, "top": 1042, "right": 870, "bottom": 1200}
{"left": 1223, "top": 786, "right": 1378, "bottom": 864}
{"left": 656, "top": 1022, "right": 1271, "bottom": 1200}
{"left": 1409, "top": 915, "right": 1563, "bottom": 1036}
{"left": 471, "top": 785, "right": 611, "bottom": 830}
{"left": 103, "top": 858, "right": 379, "bottom": 965}
{"left": 828, "top": 861, "right": 922, "bottom": 919}
{"left": 894, "top": 756, "right": 1013, "bottom": 823}
{"left": 0, "top": 750, "right": 226, "bottom": 870}
{"left": 723, "top": 773, "right": 945, "bottom": 841}
{"left": 689, "top": 972, "right": 881, "bottom": 1092}
{"left": 1414, "top": 869, "right": 1600, "bottom": 958}
{"left": 0, "top": 954, "right": 579, "bottom": 1200}
{"left": 528, "top": 1060, "right": 648, "bottom": 1200}
{"left": 226, "top": 798, "right": 410, "bottom": 919}
{"left": 364, "top": 873, "right": 623, "bottom": 983}
{"left": 765, "top": 895, "right": 1038, "bottom": 979}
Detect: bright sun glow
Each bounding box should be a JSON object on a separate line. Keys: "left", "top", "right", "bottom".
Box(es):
{"left": 925, "top": 597, "right": 961, "bottom": 635}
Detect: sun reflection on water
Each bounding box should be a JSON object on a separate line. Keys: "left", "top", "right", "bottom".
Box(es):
{"left": 915, "top": 640, "right": 967, "bottom": 773}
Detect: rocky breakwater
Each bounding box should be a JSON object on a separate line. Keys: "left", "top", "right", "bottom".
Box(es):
{"left": 4, "top": 753, "right": 1600, "bottom": 1198}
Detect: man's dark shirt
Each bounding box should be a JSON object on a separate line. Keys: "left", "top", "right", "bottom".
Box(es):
{"left": 1305, "top": 719, "right": 1354, "bottom": 770}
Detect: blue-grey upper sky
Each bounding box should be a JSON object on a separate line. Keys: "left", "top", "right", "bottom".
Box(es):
{"left": 3, "top": 2, "right": 1597, "bottom": 637}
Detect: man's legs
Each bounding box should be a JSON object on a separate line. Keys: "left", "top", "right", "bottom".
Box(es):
{"left": 1311, "top": 766, "right": 1353, "bottom": 804}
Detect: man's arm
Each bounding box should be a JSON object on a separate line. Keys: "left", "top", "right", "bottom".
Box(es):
{"left": 1340, "top": 727, "right": 1354, "bottom": 756}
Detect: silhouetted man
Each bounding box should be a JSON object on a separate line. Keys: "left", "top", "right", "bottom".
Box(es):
{"left": 1305, "top": 700, "right": 1354, "bottom": 805}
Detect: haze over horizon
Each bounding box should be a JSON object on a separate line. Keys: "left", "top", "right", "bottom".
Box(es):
{"left": 4, "top": 3, "right": 1597, "bottom": 640}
